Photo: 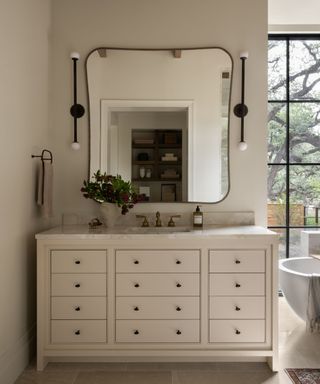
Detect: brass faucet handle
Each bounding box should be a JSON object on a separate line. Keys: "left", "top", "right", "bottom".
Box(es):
{"left": 136, "top": 215, "right": 149, "bottom": 227}
{"left": 155, "top": 211, "right": 162, "bottom": 227}
{"left": 168, "top": 215, "right": 181, "bottom": 227}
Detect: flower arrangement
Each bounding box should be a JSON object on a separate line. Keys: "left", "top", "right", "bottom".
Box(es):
{"left": 81, "top": 171, "right": 139, "bottom": 214}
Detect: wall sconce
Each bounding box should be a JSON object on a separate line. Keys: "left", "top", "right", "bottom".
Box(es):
{"left": 233, "top": 51, "right": 249, "bottom": 151}
{"left": 70, "top": 52, "right": 85, "bottom": 150}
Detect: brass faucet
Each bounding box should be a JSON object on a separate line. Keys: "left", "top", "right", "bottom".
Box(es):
{"left": 168, "top": 215, "right": 181, "bottom": 227}
{"left": 155, "top": 211, "right": 162, "bottom": 227}
{"left": 136, "top": 215, "right": 149, "bottom": 227}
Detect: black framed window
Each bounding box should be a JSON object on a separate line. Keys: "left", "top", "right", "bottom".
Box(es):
{"left": 268, "top": 35, "right": 320, "bottom": 258}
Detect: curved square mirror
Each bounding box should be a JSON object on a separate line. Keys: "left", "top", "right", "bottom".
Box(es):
{"left": 86, "top": 47, "right": 232, "bottom": 203}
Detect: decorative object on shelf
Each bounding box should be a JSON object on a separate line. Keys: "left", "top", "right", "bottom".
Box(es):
{"left": 139, "top": 167, "right": 146, "bottom": 178}
{"left": 161, "top": 184, "right": 176, "bottom": 201}
{"left": 81, "top": 171, "right": 139, "bottom": 222}
{"left": 137, "top": 153, "right": 149, "bottom": 161}
{"left": 146, "top": 168, "right": 152, "bottom": 178}
{"left": 32, "top": 149, "right": 54, "bottom": 217}
{"left": 161, "top": 169, "right": 180, "bottom": 179}
{"left": 70, "top": 52, "right": 85, "bottom": 150}
{"left": 233, "top": 51, "right": 249, "bottom": 151}
{"left": 138, "top": 186, "right": 150, "bottom": 201}
{"left": 161, "top": 153, "right": 178, "bottom": 162}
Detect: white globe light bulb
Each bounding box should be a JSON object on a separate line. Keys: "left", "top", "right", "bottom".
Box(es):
{"left": 238, "top": 141, "right": 248, "bottom": 151}
{"left": 70, "top": 52, "right": 80, "bottom": 60}
{"left": 240, "top": 51, "right": 249, "bottom": 59}
{"left": 71, "top": 142, "right": 80, "bottom": 150}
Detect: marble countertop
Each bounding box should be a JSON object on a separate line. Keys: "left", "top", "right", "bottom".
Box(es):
{"left": 36, "top": 225, "right": 278, "bottom": 240}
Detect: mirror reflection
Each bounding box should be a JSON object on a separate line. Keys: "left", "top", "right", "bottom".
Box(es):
{"left": 86, "top": 48, "right": 232, "bottom": 203}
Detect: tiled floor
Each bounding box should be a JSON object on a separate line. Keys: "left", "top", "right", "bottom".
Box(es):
{"left": 14, "top": 297, "right": 320, "bottom": 384}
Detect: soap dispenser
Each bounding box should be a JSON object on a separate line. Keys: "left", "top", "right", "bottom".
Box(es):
{"left": 193, "top": 205, "right": 203, "bottom": 228}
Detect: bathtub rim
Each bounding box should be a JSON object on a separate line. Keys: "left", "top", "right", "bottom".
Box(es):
{"left": 279, "top": 256, "right": 320, "bottom": 277}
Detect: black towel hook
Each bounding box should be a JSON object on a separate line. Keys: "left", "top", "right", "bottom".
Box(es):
{"left": 31, "top": 149, "right": 53, "bottom": 163}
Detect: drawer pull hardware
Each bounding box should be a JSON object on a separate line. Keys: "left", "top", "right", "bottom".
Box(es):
{"left": 134, "top": 260, "right": 139, "bottom": 264}
{"left": 134, "top": 306, "right": 139, "bottom": 311}
{"left": 75, "top": 260, "right": 81, "bottom": 264}
{"left": 134, "top": 283, "right": 140, "bottom": 288}
{"left": 176, "top": 283, "right": 182, "bottom": 288}
{"left": 176, "top": 306, "right": 182, "bottom": 311}
{"left": 235, "top": 259, "right": 241, "bottom": 264}
{"left": 176, "top": 260, "right": 181, "bottom": 264}
{"left": 74, "top": 283, "right": 81, "bottom": 288}
{"left": 235, "top": 329, "right": 241, "bottom": 335}
{"left": 134, "top": 330, "right": 140, "bottom": 335}
{"left": 235, "top": 283, "right": 241, "bottom": 288}
{"left": 75, "top": 306, "right": 81, "bottom": 311}
{"left": 74, "top": 330, "right": 80, "bottom": 335}
{"left": 235, "top": 306, "right": 241, "bottom": 311}
{"left": 176, "top": 330, "right": 182, "bottom": 335}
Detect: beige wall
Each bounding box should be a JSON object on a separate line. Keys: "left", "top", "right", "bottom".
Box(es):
{"left": 51, "top": 0, "right": 268, "bottom": 225}
{"left": 0, "top": 0, "right": 51, "bottom": 383}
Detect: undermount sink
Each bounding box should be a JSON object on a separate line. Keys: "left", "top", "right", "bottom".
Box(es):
{"left": 123, "top": 226, "right": 193, "bottom": 234}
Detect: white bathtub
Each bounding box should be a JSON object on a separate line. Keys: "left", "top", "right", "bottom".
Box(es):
{"left": 279, "top": 257, "right": 320, "bottom": 321}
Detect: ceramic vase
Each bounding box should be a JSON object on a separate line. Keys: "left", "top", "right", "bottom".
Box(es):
{"left": 100, "top": 202, "right": 120, "bottom": 227}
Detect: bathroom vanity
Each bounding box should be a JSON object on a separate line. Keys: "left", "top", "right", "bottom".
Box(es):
{"left": 36, "top": 225, "right": 278, "bottom": 371}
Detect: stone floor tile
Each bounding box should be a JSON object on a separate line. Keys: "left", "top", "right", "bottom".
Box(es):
{"left": 74, "top": 371, "right": 172, "bottom": 384}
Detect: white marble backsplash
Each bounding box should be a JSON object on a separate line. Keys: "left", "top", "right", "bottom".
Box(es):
{"left": 61, "top": 209, "right": 255, "bottom": 228}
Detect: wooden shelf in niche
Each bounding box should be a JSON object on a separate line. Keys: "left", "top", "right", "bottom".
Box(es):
{"left": 131, "top": 129, "right": 183, "bottom": 201}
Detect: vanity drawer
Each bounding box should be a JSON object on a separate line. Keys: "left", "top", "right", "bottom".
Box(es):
{"left": 51, "top": 274, "right": 106, "bottom": 296}
{"left": 51, "top": 320, "right": 107, "bottom": 343}
{"left": 51, "top": 297, "right": 107, "bottom": 319}
{"left": 209, "top": 274, "right": 265, "bottom": 296}
{"left": 209, "top": 250, "right": 265, "bottom": 273}
{"left": 209, "top": 297, "right": 265, "bottom": 319}
{"left": 51, "top": 250, "right": 106, "bottom": 273}
{"left": 116, "top": 320, "right": 200, "bottom": 343}
{"left": 116, "top": 297, "right": 200, "bottom": 319}
{"left": 209, "top": 320, "right": 265, "bottom": 343}
{"left": 116, "top": 250, "right": 200, "bottom": 273}
{"left": 116, "top": 273, "right": 199, "bottom": 296}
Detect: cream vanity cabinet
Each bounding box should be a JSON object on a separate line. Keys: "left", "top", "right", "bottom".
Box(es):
{"left": 36, "top": 226, "right": 278, "bottom": 371}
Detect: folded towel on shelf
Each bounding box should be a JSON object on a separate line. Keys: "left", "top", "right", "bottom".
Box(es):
{"left": 37, "top": 161, "right": 53, "bottom": 218}
{"left": 307, "top": 274, "right": 320, "bottom": 333}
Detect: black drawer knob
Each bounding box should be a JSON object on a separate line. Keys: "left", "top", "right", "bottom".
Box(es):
{"left": 134, "top": 330, "right": 139, "bottom": 335}
{"left": 235, "top": 259, "right": 241, "bottom": 264}
{"left": 134, "top": 260, "right": 139, "bottom": 264}
{"left": 176, "top": 330, "right": 182, "bottom": 335}
{"left": 75, "top": 260, "right": 81, "bottom": 264}
{"left": 235, "top": 329, "right": 241, "bottom": 335}
{"left": 134, "top": 306, "right": 139, "bottom": 311}
{"left": 74, "top": 283, "right": 81, "bottom": 288}
{"left": 235, "top": 283, "right": 241, "bottom": 288}
{"left": 176, "top": 283, "right": 182, "bottom": 288}
{"left": 176, "top": 306, "right": 182, "bottom": 311}
{"left": 176, "top": 260, "right": 181, "bottom": 264}
{"left": 75, "top": 306, "right": 81, "bottom": 311}
{"left": 75, "top": 330, "right": 80, "bottom": 335}
{"left": 235, "top": 306, "right": 241, "bottom": 311}
{"left": 134, "top": 283, "right": 140, "bottom": 288}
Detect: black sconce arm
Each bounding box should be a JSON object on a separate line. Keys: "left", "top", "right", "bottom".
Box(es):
{"left": 70, "top": 52, "right": 85, "bottom": 150}
{"left": 233, "top": 51, "right": 249, "bottom": 151}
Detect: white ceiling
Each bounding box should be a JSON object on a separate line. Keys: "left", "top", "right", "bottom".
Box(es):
{"left": 269, "top": 0, "right": 320, "bottom": 26}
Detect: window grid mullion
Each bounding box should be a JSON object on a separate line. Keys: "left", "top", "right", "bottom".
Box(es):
{"left": 268, "top": 35, "right": 320, "bottom": 259}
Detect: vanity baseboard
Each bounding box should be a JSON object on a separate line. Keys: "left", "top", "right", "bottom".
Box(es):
{"left": 36, "top": 226, "right": 279, "bottom": 371}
